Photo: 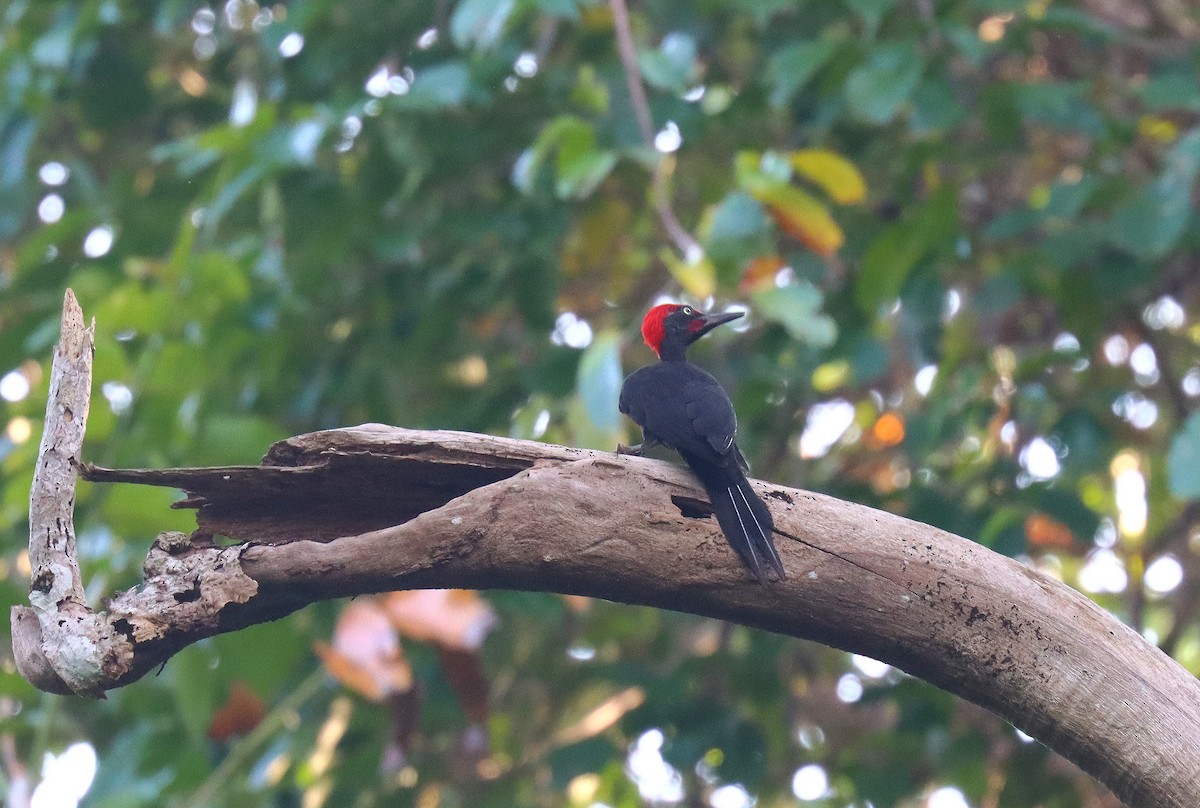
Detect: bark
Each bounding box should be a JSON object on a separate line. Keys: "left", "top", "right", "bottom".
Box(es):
{"left": 12, "top": 291, "right": 1200, "bottom": 806}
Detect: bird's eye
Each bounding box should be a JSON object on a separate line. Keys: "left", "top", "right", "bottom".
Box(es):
{"left": 681, "top": 306, "right": 694, "bottom": 315}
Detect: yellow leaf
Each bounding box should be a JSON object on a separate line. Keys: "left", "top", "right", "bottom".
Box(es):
{"left": 790, "top": 149, "right": 868, "bottom": 204}
{"left": 661, "top": 248, "right": 717, "bottom": 297}
{"left": 749, "top": 184, "right": 844, "bottom": 256}
{"left": 811, "top": 360, "right": 850, "bottom": 392}
{"left": 1138, "top": 115, "right": 1178, "bottom": 144}
{"left": 923, "top": 159, "right": 941, "bottom": 190}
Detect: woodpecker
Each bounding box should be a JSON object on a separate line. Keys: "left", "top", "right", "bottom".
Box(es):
{"left": 618, "top": 304, "right": 785, "bottom": 582}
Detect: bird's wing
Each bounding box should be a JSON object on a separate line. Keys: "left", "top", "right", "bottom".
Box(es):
{"left": 619, "top": 365, "right": 683, "bottom": 447}
{"left": 684, "top": 375, "right": 738, "bottom": 461}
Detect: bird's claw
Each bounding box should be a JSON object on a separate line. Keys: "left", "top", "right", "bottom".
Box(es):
{"left": 616, "top": 442, "right": 645, "bottom": 457}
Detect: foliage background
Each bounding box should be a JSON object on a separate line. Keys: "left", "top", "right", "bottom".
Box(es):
{"left": 3, "top": 0, "right": 1200, "bottom": 806}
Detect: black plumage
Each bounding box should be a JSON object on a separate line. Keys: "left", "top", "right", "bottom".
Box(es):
{"left": 619, "top": 304, "right": 785, "bottom": 582}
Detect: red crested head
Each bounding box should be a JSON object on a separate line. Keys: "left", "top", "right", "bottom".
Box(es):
{"left": 641, "top": 303, "right": 680, "bottom": 357}
{"left": 639, "top": 303, "right": 743, "bottom": 359}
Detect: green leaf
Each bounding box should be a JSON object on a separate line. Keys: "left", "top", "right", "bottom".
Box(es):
{"left": 511, "top": 147, "right": 541, "bottom": 195}
{"left": 95, "top": 283, "right": 178, "bottom": 336}
{"left": 1169, "top": 409, "right": 1200, "bottom": 500}
{"left": 570, "top": 65, "right": 610, "bottom": 114}
{"left": 393, "top": 61, "right": 472, "bottom": 110}
{"left": 734, "top": 150, "right": 793, "bottom": 191}
{"left": 942, "top": 22, "right": 991, "bottom": 65}
{"left": 171, "top": 644, "right": 220, "bottom": 745}
{"left": 577, "top": 330, "right": 623, "bottom": 432}
{"left": 732, "top": 0, "right": 799, "bottom": 25}
{"left": 0, "top": 117, "right": 36, "bottom": 189}
{"left": 637, "top": 32, "right": 698, "bottom": 93}
{"left": 31, "top": 12, "right": 76, "bottom": 69}
{"left": 844, "top": 43, "right": 923, "bottom": 124}
{"left": 100, "top": 483, "right": 196, "bottom": 538}
{"left": 516, "top": 115, "right": 617, "bottom": 199}
{"left": 450, "top": 0, "right": 516, "bottom": 49}
{"left": 1109, "top": 128, "right": 1200, "bottom": 259}
{"left": 533, "top": 0, "right": 581, "bottom": 19}
{"left": 1137, "top": 72, "right": 1200, "bottom": 112}
{"left": 1013, "top": 81, "right": 1105, "bottom": 136}
{"left": 1040, "top": 174, "right": 1099, "bottom": 220}
{"left": 857, "top": 187, "right": 956, "bottom": 313}
{"left": 556, "top": 143, "right": 617, "bottom": 200}
{"left": 204, "top": 162, "right": 270, "bottom": 231}
{"left": 766, "top": 39, "right": 838, "bottom": 107}
{"left": 858, "top": 223, "right": 928, "bottom": 311}
{"left": 703, "top": 192, "right": 770, "bottom": 272}
{"left": 1038, "top": 7, "right": 1119, "bottom": 39}
{"left": 1052, "top": 410, "right": 1110, "bottom": 475}
{"left": 978, "top": 507, "right": 1026, "bottom": 556}
{"left": 194, "top": 415, "right": 287, "bottom": 465}
{"left": 707, "top": 192, "right": 769, "bottom": 243}
{"left": 752, "top": 282, "right": 837, "bottom": 347}
{"left": 909, "top": 79, "right": 966, "bottom": 136}
{"left": 845, "top": 0, "right": 897, "bottom": 30}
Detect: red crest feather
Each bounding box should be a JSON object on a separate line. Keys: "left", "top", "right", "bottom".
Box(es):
{"left": 641, "top": 304, "right": 680, "bottom": 357}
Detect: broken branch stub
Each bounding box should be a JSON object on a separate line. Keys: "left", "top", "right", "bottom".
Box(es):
{"left": 11, "top": 291, "right": 264, "bottom": 696}
{"left": 14, "top": 289, "right": 113, "bottom": 697}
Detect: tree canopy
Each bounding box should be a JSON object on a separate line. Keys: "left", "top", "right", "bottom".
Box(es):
{"left": 2, "top": 1, "right": 1200, "bottom": 806}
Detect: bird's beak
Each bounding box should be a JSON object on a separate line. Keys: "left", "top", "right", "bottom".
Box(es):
{"left": 692, "top": 310, "right": 744, "bottom": 339}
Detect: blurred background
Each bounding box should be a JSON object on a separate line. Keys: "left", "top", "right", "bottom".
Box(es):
{"left": 2, "top": 0, "right": 1200, "bottom": 806}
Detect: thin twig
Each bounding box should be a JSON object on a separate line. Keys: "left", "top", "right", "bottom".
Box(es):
{"left": 608, "top": 0, "right": 654, "bottom": 145}
{"left": 608, "top": 0, "right": 702, "bottom": 259}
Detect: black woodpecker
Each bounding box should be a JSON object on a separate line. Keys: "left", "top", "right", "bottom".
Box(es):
{"left": 618, "top": 303, "right": 785, "bottom": 582}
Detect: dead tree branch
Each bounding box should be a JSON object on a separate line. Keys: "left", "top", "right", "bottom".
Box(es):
{"left": 11, "top": 291, "right": 1200, "bottom": 807}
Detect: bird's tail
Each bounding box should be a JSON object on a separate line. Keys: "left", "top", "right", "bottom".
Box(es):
{"left": 690, "top": 458, "right": 785, "bottom": 582}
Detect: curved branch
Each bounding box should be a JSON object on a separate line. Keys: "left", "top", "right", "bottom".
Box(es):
{"left": 12, "top": 293, "right": 1200, "bottom": 807}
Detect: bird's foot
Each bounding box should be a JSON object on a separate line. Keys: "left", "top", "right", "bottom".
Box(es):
{"left": 616, "top": 442, "right": 645, "bottom": 456}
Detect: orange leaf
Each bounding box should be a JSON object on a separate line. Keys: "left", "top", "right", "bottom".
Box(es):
{"left": 868, "top": 412, "right": 905, "bottom": 447}
{"left": 382, "top": 589, "right": 497, "bottom": 651}
{"left": 1025, "top": 513, "right": 1077, "bottom": 550}
{"left": 318, "top": 598, "right": 413, "bottom": 701}
{"left": 208, "top": 681, "right": 266, "bottom": 741}
{"left": 751, "top": 184, "right": 844, "bottom": 256}
{"left": 562, "top": 594, "right": 592, "bottom": 612}
{"left": 740, "top": 255, "right": 787, "bottom": 292}
{"left": 790, "top": 149, "right": 868, "bottom": 204}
